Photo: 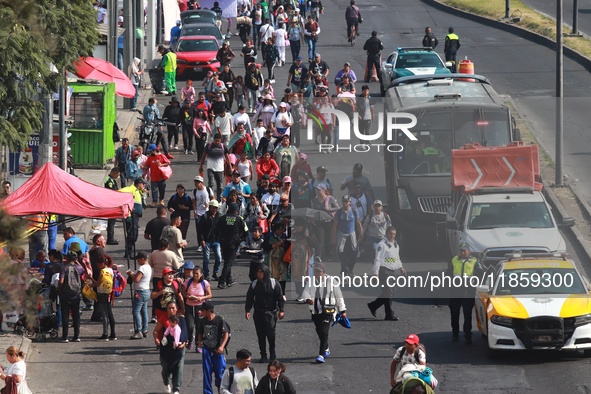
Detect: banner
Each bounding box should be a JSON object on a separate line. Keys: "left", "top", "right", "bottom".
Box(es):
{"left": 200, "top": 0, "right": 238, "bottom": 18}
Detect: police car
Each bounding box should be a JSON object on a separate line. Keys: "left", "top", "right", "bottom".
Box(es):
{"left": 380, "top": 47, "right": 451, "bottom": 94}
{"left": 474, "top": 254, "right": 591, "bottom": 356}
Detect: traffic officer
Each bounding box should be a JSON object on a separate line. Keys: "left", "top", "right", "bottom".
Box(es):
{"left": 367, "top": 226, "right": 406, "bottom": 321}
{"left": 120, "top": 178, "right": 146, "bottom": 258}
{"left": 444, "top": 27, "right": 461, "bottom": 72}
{"left": 212, "top": 202, "right": 248, "bottom": 289}
{"left": 448, "top": 242, "right": 479, "bottom": 344}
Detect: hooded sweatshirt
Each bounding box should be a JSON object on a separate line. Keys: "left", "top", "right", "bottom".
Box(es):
{"left": 245, "top": 263, "right": 285, "bottom": 313}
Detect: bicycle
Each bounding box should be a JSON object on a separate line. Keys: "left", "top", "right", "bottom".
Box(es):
{"left": 348, "top": 23, "right": 356, "bottom": 46}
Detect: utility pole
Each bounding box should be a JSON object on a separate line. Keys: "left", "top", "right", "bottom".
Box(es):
{"left": 123, "top": 0, "right": 133, "bottom": 109}
{"left": 504, "top": 0, "right": 510, "bottom": 20}
{"left": 38, "top": 90, "right": 53, "bottom": 167}
{"left": 109, "top": 0, "right": 119, "bottom": 66}
{"left": 147, "top": 0, "right": 156, "bottom": 70}
{"left": 555, "top": 0, "right": 564, "bottom": 186}
{"left": 135, "top": 0, "right": 143, "bottom": 61}
{"left": 58, "top": 84, "right": 67, "bottom": 171}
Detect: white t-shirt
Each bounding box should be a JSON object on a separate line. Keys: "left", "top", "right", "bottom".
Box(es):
{"left": 193, "top": 188, "right": 210, "bottom": 216}
{"left": 7, "top": 359, "right": 26, "bottom": 381}
{"left": 214, "top": 113, "right": 233, "bottom": 137}
{"left": 134, "top": 264, "right": 152, "bottom": 291}
{"left": 260, "top": 24, "right": 275, "bottom": 43}
{"left": 274, "top": 28, "right": 287, "bottom": 47}
{"left": 393, "top": 346, "right": 426, "bottom": 367}
{"left": 220, "top": 366, "right": 258, "bottom": 394}
{"left": 232, "top": 112, "right": 252, "bottom": 134}
{"left": 237, "top": 160, "right": 251, "bottom": 178}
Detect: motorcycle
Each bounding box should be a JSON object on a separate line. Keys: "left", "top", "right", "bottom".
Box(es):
{"left": 136, "top": 109, "right": 174, "bottom": 153}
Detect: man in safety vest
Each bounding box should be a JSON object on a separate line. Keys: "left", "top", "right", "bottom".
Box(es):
{"left": 158, "top": 45, "right": 177, "bottom": 96}
{"left": 120, "top": 177, "right": 146, "bottom": 258}
{"left": 444, "top": 27, "right": 461, "bottom": 72}
{"left": 448, "top": 242, "right": 480, "bottom": 344}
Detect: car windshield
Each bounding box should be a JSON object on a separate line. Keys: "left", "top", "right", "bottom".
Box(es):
{"left": 183, "top": 15, "right": 215, "bottom": 24}
{"left": 469, "top": 202, "right": 553, "bottom": 229}
{"left": 177, "top": 39, "right": 218, "bottom": 52}
{"left": 396, "top": 110, "right": 511, "bottom": 176}
{"left": 181, "top": 25, "right": 221, "bottom": 39}
{"left": 495, "top": 268, "right": 587, "bottom": 296}
{"left": 396, "top": 53, "right": 443, "bottom": 68}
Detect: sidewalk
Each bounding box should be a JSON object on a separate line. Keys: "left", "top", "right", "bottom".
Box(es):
{"left": 0, "top": 333, "right": 31, "bottom": 363}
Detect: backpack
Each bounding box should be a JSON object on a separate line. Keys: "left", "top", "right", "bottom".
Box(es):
{"left": 157, "top": 278, "right": 180, "bottom": 293}
{"left": 98, "top": 268, "right": 114, "bottom": 294}
{"left": 250, "top": 72, "right": 260, "bottom": 88}
{"left": 61, "top": 265, "right": 82, "bottom": 299}
{"left": 228, "top": 365, "right": 256, "bottom": 389}
{"left": 250, "top": 277, "right": 277, "bottom": 290}
{"left": 112, "top": 269, "right": 128, "bottom": 297}
{"left": 186, "top": 277, "right": 207, "bottom": 294}
{"left": 403, "top": 343, "right": 427, "bottom": 365}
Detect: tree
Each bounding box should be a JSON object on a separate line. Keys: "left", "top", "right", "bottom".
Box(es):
{"left": 0, "top": 0, "right": 98, "bottom": 150}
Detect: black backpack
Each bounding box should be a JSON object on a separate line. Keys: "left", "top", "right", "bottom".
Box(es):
{"left": 228, "top": 365, "right": 256, "bottom": 389}
{"left": 60, "top": 265, "right": 81, "bottom": 299}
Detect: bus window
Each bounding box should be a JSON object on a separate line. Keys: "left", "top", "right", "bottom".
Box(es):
{"left": 453, "top": 110, "right": 481, "bottom": 148}
{"left": 397, "top": 112, "right": 451, "bottom": 175}
{"left": 482, "top": 111, "right": 511, "bottom": 147}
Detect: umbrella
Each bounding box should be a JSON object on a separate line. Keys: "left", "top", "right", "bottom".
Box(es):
{"left": 331, "top": 313, "right": 351, "bottom": 329}
{"left": 73, "top": 56, "right": 135, "bottom": 98}
{"left": 290, "top": 208, "right": 334, "bottom": 223}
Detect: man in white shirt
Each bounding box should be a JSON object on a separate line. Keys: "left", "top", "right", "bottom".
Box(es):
{"left": 367, "top": 226, "right": 406, "bottom": 321}
{"left": 193, "top": 175, "right": 210, "bottom": 250}
{"left": 220, "top": 349, "right": 258, "bottom": 394}
{"left": 259, "top": 18, "right": 275, "bottom": 46}
{"left": 160, "top": 212, "right": 187, "bottom": 261}
{"left": 231, "top": 105, "right": 252, "bottom": 135}
{"left": 214, "top": 109, "right": 234, "bottom": 144}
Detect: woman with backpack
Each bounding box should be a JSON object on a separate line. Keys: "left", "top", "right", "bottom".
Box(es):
{"left": 88, "top": 255, "right": 117, "bottom": 341}
{"left": 182, "top": 266, "right": 212, "bottom": 353}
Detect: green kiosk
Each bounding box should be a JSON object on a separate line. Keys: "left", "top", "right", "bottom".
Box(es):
{"left": 68, "top": 80, "right": 117, "bottom": 168}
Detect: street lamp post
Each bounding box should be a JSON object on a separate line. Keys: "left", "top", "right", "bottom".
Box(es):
{"left": 555, "top": 0, "right": 564, "bottom": 186}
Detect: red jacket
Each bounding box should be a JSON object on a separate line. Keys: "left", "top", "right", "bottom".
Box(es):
{"left": 256, "top": 158, "right": 279, "bottom": 179}
{"left": 145, "top": 153, "right": 170, "bottom": 182}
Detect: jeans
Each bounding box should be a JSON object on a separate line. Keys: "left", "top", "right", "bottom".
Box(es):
{"left": 151, "top": 179, "right": 167, "bottom": 202}
{"left": 96, "top": 292, "right": 116, "bottom": 336}
{"left": 247, "top": 89, "right": 259, "bottom": 111}
{"left": 207, "top": 169, "right": 224, "bottom": 201}
{"left": 60, "top": 297, "right": 81, "bottom": 340}
{"left": 253, "top": 24, "right": 261, "bottom": 48}
{"left": 185, "top": 304, "right": 202, "bottom": 345}
{"left": 160, "top": 348, "right": 185, "bottom": 392}
{"left": 130, "top": 84, "right": 139, "bottom": 109}
{"left": 202, "top": 347, "right": 226, "bottom": 394}
{"left": 289, "top": 40, "right": 301, "bottom": 62}
{"left": 132, "top": 289, "right": 151, "bottom": 334}
{"left": 203, "top": 242, "right": 222, "bottom": 278}
{"left": 306, "top": 37, "right": 317, "bottom": 60}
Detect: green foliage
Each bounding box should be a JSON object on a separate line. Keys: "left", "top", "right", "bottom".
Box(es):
{"left": 0, "top": 0, "right": 99, "bottom": 150}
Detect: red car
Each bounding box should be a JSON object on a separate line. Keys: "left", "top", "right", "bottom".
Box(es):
{"left": 175, "top": 35, "right": 221, "bottom": 78}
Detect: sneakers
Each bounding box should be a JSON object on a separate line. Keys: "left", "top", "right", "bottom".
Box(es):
{"left": 227, "top": 280, "right": 237, "bottom": 287}
{"left": 217, "top": 284, "right": 227, "bottom": 289}
{"left": 151, "top": 316, "right": 158, "bottom": 323}
{"left": 109, "top": 334, "right": 118, "bottom": 341}
{"left": 106, "top": 239, "right": 119, "bottom": 245}
{"left": 212, "top": 273, "right": 219, "bottom": 281}
{"left": 159, "top": 200, "right": 165, "bottom": 206}
{"left": 72, "top": 338, "right": 81, "bottom": 342}
{"left": 259, "top": 355, "right": 269, "bottom": 363}
{"left": 315, "top": 355, "right": 325, "bottom": 363}
{"left": 185, "top": 150, "right": 189, "bottom": 155}
{"left": 174, "top": 145, "right": 179, "bottom": 150}
{"left": 188, "top": 150, "right": 194, "bottom": 155}
{"left": 59, "top": 338, "right": 69, "bottom": 343}
{"left": 130, "top": 332, "right": 143, "bottom": 340}
{"left": 151, "top": 201, "right": 158, "bottom": 207}
{"left": 81, "top": 306, "right": 93, "bottom": 312}
{"left": 166, "top": 153, "right": 174, "bottom": 160}
{"left": 98, "top": 334, "right": 109, "bottom": 341}
{"left": 196, "top": 346, "right": 203, "bottom": 353}
{"left": 270, "top": 79, "right": 276, "bottom": 83}
{"left": 142, "top": 331, "right": 148, "bottom": 338}
{"left": 323, "top": 349, "right": 330, "bottom": 358}
{"left": 164, "top": 384, "right": 172, "bottom": 394}
{"left": 296, "top": 298, "right": 304, "bottom": 303}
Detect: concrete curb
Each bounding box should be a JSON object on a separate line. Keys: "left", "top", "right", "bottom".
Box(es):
{"left": 0, "top": 333, "right": 32, "bottom": 363}
{"left": 421, "top": 0, "right": 591, "bottom": 72}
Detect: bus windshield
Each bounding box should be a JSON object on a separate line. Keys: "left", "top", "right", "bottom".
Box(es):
{"left": 396, "top": 109, "right": 511, "bottom": 176}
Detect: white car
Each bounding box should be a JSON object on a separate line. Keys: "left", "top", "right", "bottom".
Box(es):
{"left": 446, "top": 189, "right": 573, "bottom": 267}
{"left": 475, "top": 254, "right": 591, "bottom": 356}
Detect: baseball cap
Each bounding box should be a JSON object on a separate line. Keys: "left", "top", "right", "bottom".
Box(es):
{"left": 134, "top": 251, "right": 149, "bottom": 260}
{"left": 279, "top": 102, "right": 287, "bottom": 108}
{"left": 264, "top": 94, "right": 273, "bottom": 100}
{"left": 295, "top": 56, "right": 303, "bottom": 61}
{"left": 228, "top": 202, "right": 239, "bottom": 213}
{"left": 181, "top": 261, "right": 195, "bottom": 271}
{"left": 67, "top": 251, "right": 78, "bottom": 260}
{"left": 194, "top": 175, "right": 204, "bottom": 182}
{"left": 209, "top": 199, "right": 220, "bottom": 208}
{"left": 232, "top": 170, "right": 241, "bottom": 176}
{"left": 316, "top": 166, "right": 327, "bottom": 172}
{"left": 353, "top": 163, "right": 363, "bottom": 171}
{"left": 405, "top": 334, "right": 420, "bottom": 345}
{"left": 201, "top": 301, "right": 214, "bottom": 311}
{"left": 131, "top": 149, "right": 140, "bottom": 156}
{"left": 373, "top": 200, "right": 383, "bottom": 206}
{"left": 147, "top": 143, "right": 158, "bottom": 152}
{"left": 283, "top": 176, "right": 292, "bottom": 183}
{"left": 299, "top": 152, "right": 307, "bottom": 160}
{"left": 69, "top": 242, "right": 81, "bottom": 253}
{"left": 176, "top": 184, "right": 185, "bottom": 190}
{"left": 342, "top": 194, "right": 351, "bottom": 202}
{"left": 344, "top": 62, "right": 351, "bottom": 66}
{"left": 459, "top": 242, "right": 470, "bottom": 251}
{"left": 162, "top": 267, "right": 174, "bottom": 276}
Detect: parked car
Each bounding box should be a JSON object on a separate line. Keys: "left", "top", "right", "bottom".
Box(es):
{"left": 175, "top": 35, "right": 221, "bottom": 78}
{"left": 179, "top": 22, "right": 223, "bottom": 47}
{"left": 380, "top": 47, "right": 451, "bottom": 94}
{"left": 474, "top": 253, "right": 591, "bottom": 356}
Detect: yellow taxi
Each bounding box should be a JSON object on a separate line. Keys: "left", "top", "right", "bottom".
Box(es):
{"left": 474, "top": 253, "right": 591, "bottom": 355}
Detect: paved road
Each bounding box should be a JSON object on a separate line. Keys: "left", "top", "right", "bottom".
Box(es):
{"left": 520, "top": 0, "right": 591, "bottom": 36}
{"left": 25, "top": 0, "right": 591, "bottom": 393}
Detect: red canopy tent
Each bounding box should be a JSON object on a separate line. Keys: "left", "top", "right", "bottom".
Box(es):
{"left": 2, "top": 163, "right": 134, "bottom": 219}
